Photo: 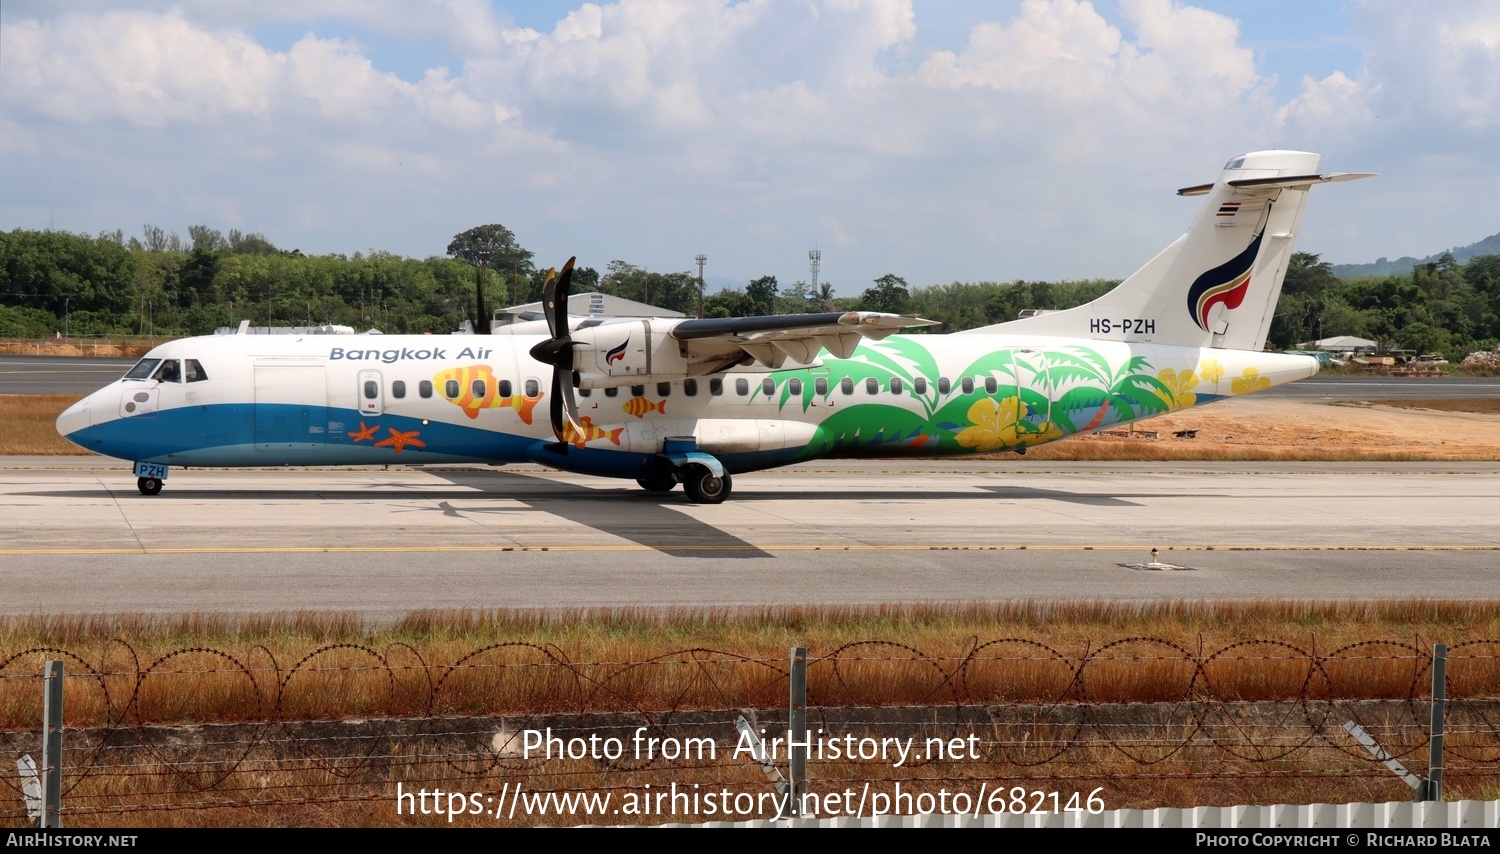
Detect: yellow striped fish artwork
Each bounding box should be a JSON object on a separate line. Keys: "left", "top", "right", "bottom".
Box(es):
{"left": 622, "top": 397, "right": 666, "bottom": 419}
{"left": 562, "top": 416, "right": 625, "bottom": 449}
{"left": 432, "top": 365, "right": 542, "bottom": 424}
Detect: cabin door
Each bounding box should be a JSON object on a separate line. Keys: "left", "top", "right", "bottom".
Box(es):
{"left": 254, "top": 365, "right": 328, "bottom": 449}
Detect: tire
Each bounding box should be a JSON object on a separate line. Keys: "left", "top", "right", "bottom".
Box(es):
{"left": 636, "top": 476, "right": 677, "bottom": 492}
{"left": 137, "top": 476, "right": 163, "bottom": 495}
{"left": 682, "top": 466, "right": 731, "bottom": 504}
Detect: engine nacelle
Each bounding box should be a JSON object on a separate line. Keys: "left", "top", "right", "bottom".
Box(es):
{"left": 572, "top": 320, "right": 691, "bottom": 389}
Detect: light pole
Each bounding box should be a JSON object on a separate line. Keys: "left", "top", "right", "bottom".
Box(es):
{"left": 695, "top": 254, "right": 706, "bottom": 319}
{"left": 476, "top": 250, "right": 491, "bottom": 335}
{"left": 63, "top": 297, "right": 69, "bottom": 342}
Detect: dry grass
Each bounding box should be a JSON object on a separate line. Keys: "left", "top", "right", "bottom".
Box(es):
{"left": 4, "top": 602, "right": 1499, "bottom": 826}
{"left": 1018, "top": 440, "right": 1457, "bottom": 462}
{"left": 0, "top": 394, "right": 88, "bottom": 454}
{"left": 3, "top": 601, "right": 1498, "bottom": 729}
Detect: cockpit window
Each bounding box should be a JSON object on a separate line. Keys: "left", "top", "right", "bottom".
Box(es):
{"left": 185, "top": 359, "right": 208, "bottom": 382}
{"left": 124, "top": 359, "right": 160, "bottom": 380}
{"left": 151, "top": 359, "right": 181, "bottom": 383}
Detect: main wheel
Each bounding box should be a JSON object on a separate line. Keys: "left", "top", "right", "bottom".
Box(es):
{"left": 636, "top": 475, "right": 677, "bottom": 492}
{"left": 137, "top": 476, "right": 163, "bottom": 495}
{"left": 682, "top": 466, "right": 731, "bottom": 504}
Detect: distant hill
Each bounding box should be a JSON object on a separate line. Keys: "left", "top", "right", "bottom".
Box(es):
{"left": 1331, "top": 230, "right": 1500, "bottom": 277}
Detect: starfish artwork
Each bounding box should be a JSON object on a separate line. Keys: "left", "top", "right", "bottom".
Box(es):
{"left": 374, "top": 428, "right": 425, "bottom": 454}
{"left": 347, "top": 422, "right": 379, "bottom": 442}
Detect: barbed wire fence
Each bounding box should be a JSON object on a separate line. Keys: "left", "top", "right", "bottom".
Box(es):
{"left": 2, "top": 636, "right": 1499, "bottom": 825}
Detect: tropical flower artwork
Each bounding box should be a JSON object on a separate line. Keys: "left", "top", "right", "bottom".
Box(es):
{"left": 732, "top": 337, "right": 1273, "bottom": 460}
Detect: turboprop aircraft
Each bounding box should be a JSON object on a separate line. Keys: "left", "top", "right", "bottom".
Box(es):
{"left": 57, "top": 150, "right": 1370, "bottom": 503}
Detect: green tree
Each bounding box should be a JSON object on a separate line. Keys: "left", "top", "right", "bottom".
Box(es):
{"left": 446, "top": 224, "right": 534, "bottom": 276}
{"left": 746, "top": 275, "right": 778, "bottom": 315}
{"left": 860, "top": 274, "right": 911, "bottom": 314}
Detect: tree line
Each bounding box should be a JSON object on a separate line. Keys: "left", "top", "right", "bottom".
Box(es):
{"left": 1, "top": 223, "right": 1497, "bottom": 360}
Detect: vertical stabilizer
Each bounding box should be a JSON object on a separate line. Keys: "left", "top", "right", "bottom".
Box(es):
{"left": 970, "top": 151, "right": 1369, "bottom": 351}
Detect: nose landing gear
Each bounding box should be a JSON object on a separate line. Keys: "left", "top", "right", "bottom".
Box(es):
{"left": 137, "top": 477, "right": 163, "bottom": 495}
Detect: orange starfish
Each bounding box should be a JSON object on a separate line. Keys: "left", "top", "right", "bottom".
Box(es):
{"left": 375, "top": 428, "right": 425, "bottom": 454}
{"left": 348, "top": 422, "right": 379, "bottom": 442}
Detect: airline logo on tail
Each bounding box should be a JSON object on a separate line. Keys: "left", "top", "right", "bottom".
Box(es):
{"left": 1186, "top": 230, "right": 1261, "bottom": 332}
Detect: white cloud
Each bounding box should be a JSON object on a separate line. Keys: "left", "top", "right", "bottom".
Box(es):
{"left": 5, "top": 1, "right": 1499, "bottom": 288}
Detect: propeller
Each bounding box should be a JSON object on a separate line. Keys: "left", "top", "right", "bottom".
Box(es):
{"left": 527, "top": 257, "right": 580, "bottom": 448}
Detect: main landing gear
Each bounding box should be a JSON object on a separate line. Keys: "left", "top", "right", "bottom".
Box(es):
{"left": 137, "top": 477, "right": 163, "bottom": 495}
{"left": 681, "top": 465, "right": 732, "bottom": 505}
{"left": 636, "top": 475, "right": 678, "bottom": 493}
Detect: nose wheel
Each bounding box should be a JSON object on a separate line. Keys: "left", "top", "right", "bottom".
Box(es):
{"left": 137, "top": 476, "right": 163, "bottom": 496}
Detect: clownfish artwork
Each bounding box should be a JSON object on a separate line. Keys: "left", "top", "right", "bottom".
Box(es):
{"left": 432, "top": 365, "right": 541, "bottom": 424}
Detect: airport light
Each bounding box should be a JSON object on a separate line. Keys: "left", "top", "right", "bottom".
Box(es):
{"left": 695, "top": 254, "right": 707, "bottom": 318}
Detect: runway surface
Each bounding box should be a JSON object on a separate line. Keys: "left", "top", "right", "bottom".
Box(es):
{"left": 2, "top": 458, "right": 1498, "bottom": 620}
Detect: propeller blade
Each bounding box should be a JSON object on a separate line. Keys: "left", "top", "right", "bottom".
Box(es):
{"left": 540, "top": 267, "right": 559, "bottom": 339}
{"left": 536, "top": 257, "right": 581, "bottom": 450}
{"left": 552, "top": 256, "right": 575, "bottom": 339}
{"left": 550, "top": 370, "right": 567, "bottom": 445}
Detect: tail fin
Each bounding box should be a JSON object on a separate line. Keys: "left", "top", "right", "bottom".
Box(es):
{"left": 970, "top": 150, "right": 1372, "bottom": 350}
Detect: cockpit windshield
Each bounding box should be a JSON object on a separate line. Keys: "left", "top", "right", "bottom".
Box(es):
{"left": 124, "top": 358, "right": 160, "bottom": 380}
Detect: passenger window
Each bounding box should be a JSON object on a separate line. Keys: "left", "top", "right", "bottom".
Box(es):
{"left": 185, "top": 359, "right": 208, "bottom": 382}
{"left": 392, "top": 380, "right": 406, "bottom": 399}
{"left": 445, "top": 379, "right": 460, "bottom": 399}
{"left": 125, "top": 359, "right": 160, "bottom": 380}
{"left": 631, "top": 384, "right": 645, "bottom": 397}
{"left": 735, "top": 378, "right": 749, "bottom": 396}
{"left": 961, "top": 377, "right": 974, "bottom": 394}
{"left": 914, "top": 377, "right": 927, "bottom": 395}
{"left": 761, "top": 377, "right": 776, "bottom": 396}
{"left": 364, "top": 380, "right": 379, "bottom": 399}
{"left": 419, "top": 380, "right": 433, "bottom": 399}
{"left": 499, "top": 380, "right": 512, "bottom": 398}
{"left": 815, "top": 377, "right": 828, "bottom": 395}
{"left": 604, "top": 387, "right": 619, "bottom": 397}
{"left": 470, "top": 379, "right": 485, "bottom": 399}
{"left": 890, "top": 377, "right": 903, "bottom": 395}
{"left": 840, "top": 377, "right": 853, "bottom": 395}
{"left": 152, "top": 359, "right": 181, "bottom": 383}
{"left": 984, "top": 377, "right": 997, "bottom": 395}
{"left": 865, "top": 378, "right": 878, "bottom": 395}
{"left": 657, "top": 382, "right": 672, "bottom": 397}
{"left": 938, "top": 377, "right": 951, "bottom": 394}
{"left": 524, "top": 378, "right": 540, "bottom": 397}
{"left": 709, "top": 378, "right": 723, "bottom": 396}
{"left": 684, "top": 379, "right": 698, "bottom": 396}
{"left": 788, "top": 378, "right": 802, "bottom": 395}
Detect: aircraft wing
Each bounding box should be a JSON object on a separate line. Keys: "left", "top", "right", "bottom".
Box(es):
{"left": 669, "top": 311, "right": 940, "bottom": 369}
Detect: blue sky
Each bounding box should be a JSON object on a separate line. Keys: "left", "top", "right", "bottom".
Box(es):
{"left": 3, "top": 1, "right": 1497, "bottom": 295}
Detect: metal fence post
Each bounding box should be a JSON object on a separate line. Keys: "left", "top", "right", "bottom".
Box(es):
{"left": 788, "top": 647, "right": 807, "bottom": 818}
{"left": 1427, "top": 643, "right": 1446, "bottom": 802}
{"left": 41, "top": 660, "right": 63, "bottom": 828}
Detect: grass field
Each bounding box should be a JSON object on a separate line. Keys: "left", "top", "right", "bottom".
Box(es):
{"left": 3, "top": 600, "right": 1497, "bottom": 728}
{"left": 3, "top": 602, "right": 1498, "bottom": 826}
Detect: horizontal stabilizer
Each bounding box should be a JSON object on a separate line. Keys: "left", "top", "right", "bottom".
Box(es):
{"left": 1180, "top": 172, "right": 1376, "bottom": 196}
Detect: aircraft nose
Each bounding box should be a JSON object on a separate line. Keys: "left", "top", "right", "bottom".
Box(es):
{"left": 56, "top": 397, "right": 91, "bottom": 439}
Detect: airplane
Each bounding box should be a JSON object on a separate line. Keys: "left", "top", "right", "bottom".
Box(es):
{"left": 57, "top": 150, "right": 1370, "bottom": 504}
